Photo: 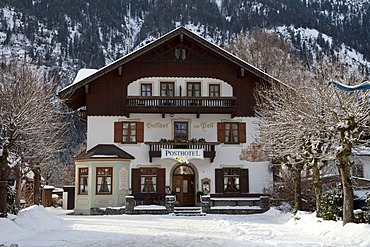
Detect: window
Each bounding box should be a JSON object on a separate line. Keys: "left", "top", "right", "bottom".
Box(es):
{"left": 78, "top": 168, "right": 89, "bottom": 195}
{"left": 140, "top": 168, "right": 157, "bottom": 193}
{"left": 223, "top": 168, "right": 240, "bottom": 193}
{"left": 161, "top": 82, "right": 175, "bottom": 105}
{"left": 131, "top": 168, "right": 166, "bottom": 195}
{"left": 215, "top": 168, "right": 249, "bottom": 194}
{"left": 209, "top": 84, "right": 220, "bottom": 97}
{"left": 352, "top": 163, "right": 364, "bottom": 177}
{"left": 141, "top": 83, "right": 152, "bottom": 96}
{"left": 96, "top": 167, "right": 112, "bottom": 194}
{"left": 174, "top": 121, "right": 188, "bottom": 141}
{"left": 187, "top": 82, "right": 201, "bottom": 97}
{"left": 123, "top": 122, "right": 137, "bottom": 143}
{"left": 114, "top": 121, "right": 144, "bottom": 143}
{"left": 160, "top": 82, "right": 174, "bottom": 96}
{"left": 217, "top": 122, "right": 246, "bottom": 144}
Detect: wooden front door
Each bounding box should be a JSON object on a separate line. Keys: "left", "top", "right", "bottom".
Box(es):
{"left": 172, "top": 165, "right": 195, "bottom": 206}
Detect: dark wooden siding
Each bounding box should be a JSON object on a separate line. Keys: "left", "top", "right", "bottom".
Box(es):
{"left": 85, "top": 38, "right": 260, "bottom": 117}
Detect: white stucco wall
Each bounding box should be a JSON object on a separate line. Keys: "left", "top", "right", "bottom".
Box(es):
{"left": 87, "top": 114, "right": 272, "bottom": 194}
{"left": 127, "top": 77, "right": 233, "bottom": 97}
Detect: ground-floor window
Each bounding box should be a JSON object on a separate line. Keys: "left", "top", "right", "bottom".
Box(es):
{"left": 132, "top": 168, "right": 166, "bottom": 205}
{"left": 78, "top": 168, "right": 89, "bottom": 195}
{"left": 215, "top": 168, "right": 249, "bottom": 194}
{"left": 140, "top": 168, "right": 157, "bottom": 193}
{"left": 223, "top": 168, "right": 240, "bottom": 193}
{"left": 132, "top": 168, "right": 165, "bottom": 195}
{"left": 96, "top": 167, "right": 113, "bottom": 194}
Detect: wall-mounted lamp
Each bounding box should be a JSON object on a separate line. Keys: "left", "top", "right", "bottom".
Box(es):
{"left": 170, "top": 113, "right": 174, "bottom": 117}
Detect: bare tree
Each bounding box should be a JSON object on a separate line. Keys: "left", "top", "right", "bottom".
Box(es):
{"left": 226, "top": 29, "right": 310, "bottom": 211}
{"left": 225, "top": 29, "right": 304, "bottom": 85}
{"left": 0, "top": 60, "right": 68, "bottom": 216}
{"left": 256, "top": 56, "right": 369, "bottom": 224}
{"left": 309, "top": 59, "right": 370, "bottom": 224}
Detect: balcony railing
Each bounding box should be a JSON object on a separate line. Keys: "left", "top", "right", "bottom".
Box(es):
{"left": 145, "top": 141, "right": 219, "bottom": 163}
{"left": 126, "top": 96, "right": 236, "bottom": 116}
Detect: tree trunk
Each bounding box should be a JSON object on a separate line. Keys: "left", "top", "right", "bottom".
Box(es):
{"left": 293, "top": 169, "right": 302, "bottom": 211}
{"left": 33, "top": 167, "right": 41, "bottom": 205}
{"left": 14, "top": 164, "right": 22, "bottom": 208}
{"left": 0, "top": 147, "right": 10, "bottom": 217}
{"left": 338, "top": 162, "right": 354, "bottom": 225}
{"left": 312, "top": 161, "right": 322, "bottom": 217}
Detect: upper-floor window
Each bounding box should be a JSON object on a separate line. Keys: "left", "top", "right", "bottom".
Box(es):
{"left": 96, "top": 167, "right": 112, "bottom": 194}
{"left": 174, "top": 121, "right": 188, "bottom": 141}
{"left": 217, "top": 122, "right": 246, "bottom": 144}
{"left": 78, "top": 168, "right": 89, "bottom": 195}
{"left": 161, "top": 82, "right": 174, "bottom": 96}
{"left": 114, "top": 121, "right": 144, "bottom": 144}
{"left": 141, "top": 83, "right": 152, "bottom": 96}
{"left": 187, "top": 82, "right": 201, "bottom": 97}
{"left": 123, "top": 122, "right": 137, "bottom": 143}
{"left": 209, "top": 84, "right": 220, "bottom": 97}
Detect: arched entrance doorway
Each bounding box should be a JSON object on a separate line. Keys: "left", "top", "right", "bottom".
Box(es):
{"left": 172, "top": 164, "right": 195, "bottom": 206}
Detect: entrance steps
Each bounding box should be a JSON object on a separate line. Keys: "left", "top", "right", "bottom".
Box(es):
{"left": 173, "top": 206, "right": 206, "bottom": 216}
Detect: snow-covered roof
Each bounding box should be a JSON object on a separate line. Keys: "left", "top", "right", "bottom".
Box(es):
{"left": 353, "top": 146, "right": 370, "bottom": 156}
{"left": 75, "top": 144, "right": 135, "bottom": 160}
{"left": 73, "top": 69, "right": 98, "bottom": 85}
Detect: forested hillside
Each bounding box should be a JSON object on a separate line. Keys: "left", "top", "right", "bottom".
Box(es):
{"left": 0, "top": 0, "right": 368, "bottom": 87}
{"left": 0, "top": 0, "right": 369, "bottom": 187}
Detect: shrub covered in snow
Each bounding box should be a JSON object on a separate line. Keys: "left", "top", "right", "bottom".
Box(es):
{"left": 7, "top": 185, "right": 17, "bottom": 215}
{"left": 320, "top": 186, "right": 343, "bottom": 221}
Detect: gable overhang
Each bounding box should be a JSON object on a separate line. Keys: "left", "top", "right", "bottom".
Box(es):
{"left": 58, "top": 27, "right": 279, "bottom": 110}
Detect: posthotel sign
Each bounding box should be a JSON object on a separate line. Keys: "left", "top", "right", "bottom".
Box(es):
{"left": 161, "top": 149, "right": 204, "bottom": 160}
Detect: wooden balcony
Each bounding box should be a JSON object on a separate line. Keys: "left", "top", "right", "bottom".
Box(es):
{"left": 145, "top": 141, "right": 219, "bottom": 163}
{"left": 126, "top": 96, "right": 237, "bottom": 117}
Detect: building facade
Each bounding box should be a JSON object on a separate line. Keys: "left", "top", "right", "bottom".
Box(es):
{"left": 59, "top": 27, "right": 275, "bottom": 214}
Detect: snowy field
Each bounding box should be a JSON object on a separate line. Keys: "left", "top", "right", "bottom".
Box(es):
{"left": 1, "top": 206, "right": 370, "bottom": 247}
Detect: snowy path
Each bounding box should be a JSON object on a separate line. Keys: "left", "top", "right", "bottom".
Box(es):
{"left": 1, "top": 206, "right": 369, "bottom": 247}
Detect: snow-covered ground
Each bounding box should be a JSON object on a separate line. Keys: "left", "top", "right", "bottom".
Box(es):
{"left": 1, "top": 206, "right": 369, "bottom": 247}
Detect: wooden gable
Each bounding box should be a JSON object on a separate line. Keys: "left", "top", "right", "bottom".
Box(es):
{"left": 58, "top": 27, "right": 277, "bottom": 117}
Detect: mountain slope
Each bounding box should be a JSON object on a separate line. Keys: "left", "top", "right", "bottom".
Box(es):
{"left": 0, "top": 0, "right": 368, "bottom": 87}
